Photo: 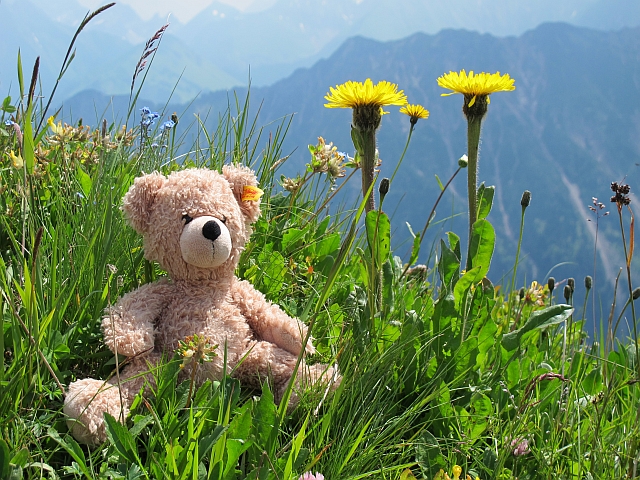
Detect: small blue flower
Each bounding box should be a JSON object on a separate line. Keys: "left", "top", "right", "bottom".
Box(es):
{"left": 140, "top": 107, "right": 159, "bottom": 127}
{"left": 159, "top": 120, "right": 175, "bottom": 134}
{"left": 4, "top": 119, "right": 14, "bottom": 126}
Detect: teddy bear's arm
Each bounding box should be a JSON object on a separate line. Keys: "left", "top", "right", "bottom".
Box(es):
{"left": 231, "top": 279, "right": 315, "bottom": 356}
{"left": 102, "top": 280, "right": 173, "bottom": 357}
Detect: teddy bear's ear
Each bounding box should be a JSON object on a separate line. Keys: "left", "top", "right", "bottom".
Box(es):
{"left": 222, "top": 164, "right": 262, "bottom": 224}
{"left": 122, "top": 172, "right": 166, "bottom": 233}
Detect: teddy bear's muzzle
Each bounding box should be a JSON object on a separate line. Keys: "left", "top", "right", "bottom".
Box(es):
{"left": 180, "top": 216, "right": 232, "bottom": 268}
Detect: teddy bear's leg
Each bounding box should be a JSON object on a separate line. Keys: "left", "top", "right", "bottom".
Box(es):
{"left": 284, "top": 362, "right": 341, "bottom": 407}
{"left": 64, "top": 378, "right": 127, "bottom": 445}
{"left": 64, "top": 353, "right": 162, "bottom": 444}
{"left": 234, "top": 341, "right": 340, "bottom": 407}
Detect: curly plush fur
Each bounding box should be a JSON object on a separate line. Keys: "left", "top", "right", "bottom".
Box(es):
{"left": 64, "top": 166, "right": 340, "bottom": 444}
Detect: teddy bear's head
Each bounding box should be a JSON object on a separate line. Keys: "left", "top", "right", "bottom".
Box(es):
{"left": 122, "top": 166, "right": 262, "bottom": 282}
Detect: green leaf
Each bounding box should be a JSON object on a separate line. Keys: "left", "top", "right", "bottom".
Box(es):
{"left": 482, "top": 447, "right": 498, "bottom": 471}
{"left": 76, "top": 166, "right": 93, "bottom": 198}
{"left": 60, "top": 49, "right": 76, "bottom": 79}
{"left": 314, "top": 176, "right": 370, "bottom": 313}
{"left": 47, "top": 427, "right": 93, "bottom": 479}
{"left": 283, "top": 414, "right": 309, "bottom": 480}
{"left": 406, "top": 222, "right": 421, "bottom": 266}
{"left": 438, "top": 239, "right": 460, "bottom": 291}
{"left": 0, "top": 439, "right": 10, "bottom": 479}
{"left": 476, "top": 319, "right": 498, "bottom": 370}
{"left": 254, "top": 383, "right": 276, "bottom": 441}
{"left": 10, "top": 448, "right": 28, "bottom": 468}
{"left": 415, "top": 430, "right": 446, "bottom": 478}
{"left": 447, "top": 231, "right": 461, "bottom": 261}
{"left": 350, "top": 126, "right": 364, "bottom": 154}
{"left": 315, "top": 233, "right": 341, "bottom": 258}
{"left": 338, "top": 417, "right": 372, "bottom": 475}
{"left": 505, "top": 358, "right": 521, "bottom": 388}
{"left": 257, "top": 249, "right": 285, "bottom": 295}
{"left": 224, "top": 404, "right": 252, "bottom": 479}
{"left": 468, "top": 393, "right": 492, "bottom": 439}
{"left": 501, "top": 304, "right": 574, "bottom": 351}
{"left": 199, "top": 425, "right": 227, "bottom": 461}
{"left": 2, "top": 96, "right": 16, "bottom": 113}
{"left": 22, "top": 104, "right": 35, "bottom": 175}
{"left": 17, "top": 50, "right": 24, "bottom": 99}
{"left": 365, "top": 210, "right": 391, "bottom": 269}
{"left": 435, "top": 174, "right": 444, "bottom": 191}
{"left": 453, "top": 266, "right": 482, "bottom": 312}
{"left": 468, "top": 219, "right": 495, "bottom": 280}
{"left": 476, "top": 183, "right": 495, "bottom": 220}
{"left": 282, "top": 228, "right": 305, "bottom": 251}
{"left": 104, "top": 413, "right": 138, "bottom": 464}
{"left": 433, "top": 293, "right": 456, "bottom": 340}
{"left": 129, "top": 415, "right": 154, "bottom": 437}
{"left": 382, "top": 260, "right": 394, "bottom": 310}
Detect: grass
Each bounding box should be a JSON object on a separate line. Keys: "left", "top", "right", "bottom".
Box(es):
{"left": 0, "top": 9, "right": 639, "bottom": 480}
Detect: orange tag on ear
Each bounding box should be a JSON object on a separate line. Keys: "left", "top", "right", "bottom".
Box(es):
{"left": 242, "top": 185, "right": 264, "bottom": 202}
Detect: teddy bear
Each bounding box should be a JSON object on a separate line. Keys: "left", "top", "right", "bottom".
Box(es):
{"left": 64, "top": 166, "right": 340, "bottom": 444}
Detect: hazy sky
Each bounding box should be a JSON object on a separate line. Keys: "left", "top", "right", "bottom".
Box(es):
{"left": 79, "top": 0, "right": 276, "bottom": 22}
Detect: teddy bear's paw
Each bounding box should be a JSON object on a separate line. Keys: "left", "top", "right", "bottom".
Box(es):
{"left": 64, "top": 379, "right": 129, "bottom": 445}
{"left": 303, "top": 363, "right": 341, "bottom": 391}
{"left": 102, "top": 308, "right": 155, "bottom": 357}
{"left": 303, "top": 336, "right": 317, "bottom": 355}
{"left": 276, "top": 324, "right": 316, "bottom": 356}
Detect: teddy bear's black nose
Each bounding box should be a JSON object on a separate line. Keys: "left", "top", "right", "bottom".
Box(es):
{"left": 202, "top": 220, "right": 221, "bottom": 242}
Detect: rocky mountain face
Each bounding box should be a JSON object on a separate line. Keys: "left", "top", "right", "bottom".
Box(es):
{"left": 62, "top": 22, "right": 640, "bottom": 321}
{"left": 2, "top": 0, "right": 639, "bottom": 101}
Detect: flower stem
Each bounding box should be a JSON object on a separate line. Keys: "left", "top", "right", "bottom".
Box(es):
{"left": 616, "top": 206, "right": 639, "bottom": 374}
{"left": 466, "top": 116, "right": 482, "bottom": 270}
{"left": 509, "top": 205, "right": 527, "bottom": 318}
{"left": 186, "top": 363, "right": 197, "bottom": 409}
{"left": 390, "top": 125, "right": 414, "bottom": 185}
{"left": 399, "top": 165, "right": 463, "bottom": 281}
{"left": 361, "top": 128, "right": 377, "bottom": 213}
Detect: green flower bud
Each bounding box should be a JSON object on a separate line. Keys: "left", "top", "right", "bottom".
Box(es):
{"left": 547, "top": 277, "right": 555, "bottom": 293}
{"left": 633, "top": 287, "right": 640, "bottom": 301}
{"left": 458, "top": 154, "right": 468, "bottom": 168}
{"left": 563, "top": 285, "right": 572, "bottom": 302}
{"left": 567, "top": 278, "right": 575, "bottom": 293}
{"left": 521, "top": 190, "right": 531, "bottom": 208}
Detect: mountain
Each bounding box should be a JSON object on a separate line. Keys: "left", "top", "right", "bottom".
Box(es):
{"left": 0, "top": 0, "right": 241, "bottom": 103}
{"left": 175, "top": 0, "right": 640, "bottom": 85}
{"left": 61, "top": 22, "right": 640, "bottom": 321}
{"left": 2, "top": 0, "right": 640, "bottom": 104}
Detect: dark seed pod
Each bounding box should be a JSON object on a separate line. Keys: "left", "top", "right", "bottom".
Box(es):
{"left": 585, "top": 276, "right": 592, "bottom": 290}
{"left": 547, "top": 277, "right": 556, "bottom": 293}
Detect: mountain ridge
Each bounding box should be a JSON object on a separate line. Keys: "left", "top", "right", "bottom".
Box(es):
{"left": 60, "top": 22, "right": 640, "bottom": 314}
{"left": 2, "top": 0, "right": 640, "bottom": 102}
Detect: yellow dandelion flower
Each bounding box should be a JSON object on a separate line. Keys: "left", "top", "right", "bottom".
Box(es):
{"left": 324, "top": 78, "right": 407, "bottom": 212}
{"left": 400, "top": 103, "right": 430, "bottom": 125}
{"left": 324, "top": 78, "right": 407, "bottom": 109}
{"left": 437, "top": 70, "right": 515, "bottom": 107}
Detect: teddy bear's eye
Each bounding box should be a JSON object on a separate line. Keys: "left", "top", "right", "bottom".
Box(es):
{"left": 182, "top": 214, "right": 193, "bottom": 225}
